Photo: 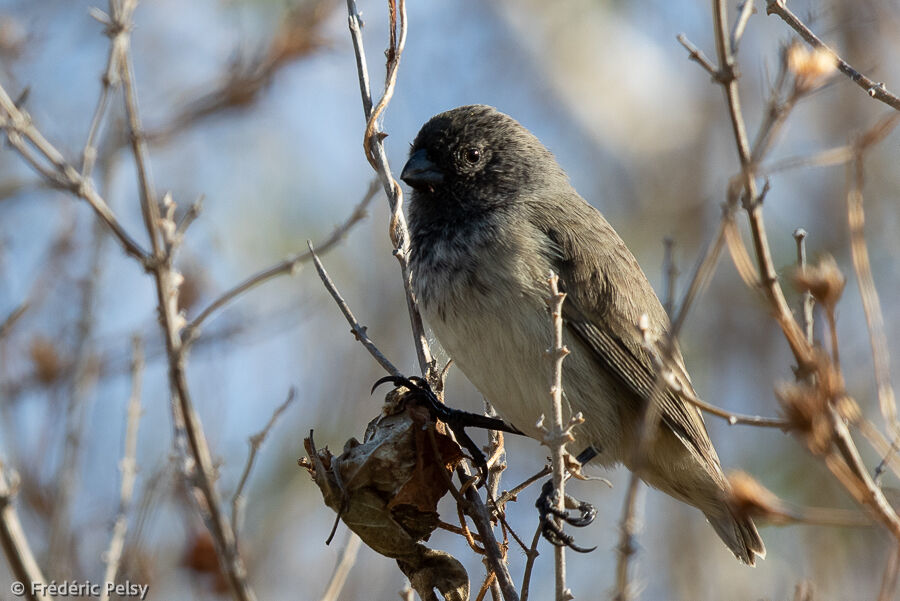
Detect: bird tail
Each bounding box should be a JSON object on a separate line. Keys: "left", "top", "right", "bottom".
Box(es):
{"left": 704, "top": 507, "right": 766, "bottom": 566}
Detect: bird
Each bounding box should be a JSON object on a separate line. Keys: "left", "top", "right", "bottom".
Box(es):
{"left": 399, "top": 104, "right": 765, "bottom": 565}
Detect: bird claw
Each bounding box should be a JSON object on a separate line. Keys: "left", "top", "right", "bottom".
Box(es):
{"left": 371, "top": 374, "right": 523, "bottom": 483}
{"left": 536, "top": 478, "right": 598, "bottom": 553}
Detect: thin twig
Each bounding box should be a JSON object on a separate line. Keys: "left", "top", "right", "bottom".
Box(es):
{"left": 115, "top": 3, "right": 256, "bottom": 597}
{"left": 345, "top": 0, "right": 434, "bottom": 382}
{"left": 877, "top": 544, "right": 900, "bottom": 601}
{"left": 829, "top": 408, "right": 900, "bottom": 538}
{"left": 662, "top": 238, "right": 677, "bottom": 316}
{"left": 793, "top": 228, "right": 815, "bottom": 347}
{"left": 766, "top": 0, "right": 900, "bottom": 112}
{"left": 459, "top": 466, "right": 520, "bottom": 601}
{"left": 730, "top": 0, "right": 755, "bottom": 54}
{"left": 0, "top": 83, "right": 149, "bottom": 262}
{"left": 0, "top": 463, "right": 51, "bottom": 601}
{"left": 231, "top": 388, "right": 297, "bottom": 548}
{"left": 308, "top": 244, "right": 402, "bottom": 378}
{"left": 81, "top": 0, "right": 137, "bottom": 178}
{"left": 612, "top": 474, "right": 643, "bottom": 601}
{"left": 48, "top": 218, "right": 106, "bottom": 575}
{"left": 518, "top": 522, "right": 543, "bottom": 601}
{"left": 99, "top": 336, "right": 144, "bottom": 601}
{"left": 186, "top": 180, "right": 377, "bottom": 338}
{"left": 0, "top": 301, "right": 28, "bottom": 341}
{"left": 544, "top": 273, "right": 574, "bottom": 601}
{"left": 847, "top": 143, "right": 900, "bottom": 451}
{"left": 318, "top": 531, "right": 362, "bottom": 601}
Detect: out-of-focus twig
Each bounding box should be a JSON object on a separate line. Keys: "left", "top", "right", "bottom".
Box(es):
{"left": 766, "top": 0, "right": 900, "bottom": 112}
{"left": 113, "top": 1, "right": 256, "bottom": 598}
{"left": 612, "top": 473, "right": 643, "bottom": 601}
{"left": 793, "top": 228, "right": 814, "bottom": 347}
{"left": 0, "top": 83, "right": 149, "bottom": 262}
{"left": 0, "top": 301, "right": 28, "bottom": 341}
{"left": 231, "top": 388, "right": 297, "bottom": 549}
{"left": 318, "top": 531, "right": 362, "bottom": 601}
{"left": 81, "top": 0, "right": 137, "bottom": 178}
{"left": 99, "top": 336, "right": 144, "bottom": 601}
{"left": 185, "top": 180, "right": 377, "bottom": 339}
{"left": 846, "top": 115, "right": 900, "bottom": 449}
{"left": 0, "top": 462, "right": 51, "bottom": 601}
{"left": 878, "top": 544, "right": 900, "bottom": 601}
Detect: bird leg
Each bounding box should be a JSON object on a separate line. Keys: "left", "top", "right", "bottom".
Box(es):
{"left": 535, "top": 445, "right": 599, "bottom": 553}
{"left": 371, "top": 375, "right": 524, "bottom": 481}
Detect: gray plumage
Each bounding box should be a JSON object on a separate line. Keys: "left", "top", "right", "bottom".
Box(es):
{"left": 402, "top": 105, "right": 765, "bottom": 565}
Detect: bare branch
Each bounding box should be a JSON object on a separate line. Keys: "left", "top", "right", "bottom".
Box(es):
{"left": 0, "top": 463, "right": 51, "bottom": 601}
{"left": 766, "top": 0, "right": 900, "bottom": 112}
{"left": 111, "top": 3, "right": 256, "bottom": 597}
{"left": 186, "top": 180, "right": 377, "bottom": 338}
{"left": 308, "top": 243, "right": 402, "bottom": 378}
{"left": 612, "top": 474, "right": 643, "bottom": 601}
{"left": 878, "top": 544, "right": 900, "bottom": 601}
{"left": 231, "top": 388, "right": 297, "bottom": 548}
{"left": 543, "top": 273, "right": 574, "bottom": 601}
{"left": 518, "top": 523, "right": 543, "bottom": 601}
{"left": 730, "top": 0, "right": 755, "bottom": 53}
{"left": 318, "top": 532, "right": 362, "bottom": 601}
{"left": 0, "top": 83, "right": 150, "bottom": 262}
{"left": 345, "top": 0, "right": 435, "bottom": 382}
{"left": 847, "top": 134, "right": 900, "bottom": 447}
{"left": 99, "top": 336, "right": 144, "bottom": 601}
{"left": 0, "top": 301, "right": 28, "bottom": 341}
{"left": 793, "top": 228, "right": 815, "bottom": 347}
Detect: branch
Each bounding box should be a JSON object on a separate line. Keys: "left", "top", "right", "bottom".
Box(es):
{"left": 543, "top": 273, "right": 575, "bottom": 601}
{"left": 307, "top": 243, "right": 402, "bottom": 377}
{"left": 847, "top": 122, "right": 900, "bottom": 447}
{"left": 0, "top": 301, "right": 28, "bottom": 341}
{"left": 99, "top": 336, "right": 144, "bottom": 601}
{"left": 186, "top": 180, "right": 377, "bottom": 338}
{"left": 317, "top": 532, "right": 362, "bottom": 601}
{"left": 0, "top": 83, "right": 150, "bottom": 263}
{"left": 766, "top": 0, "right": 900, "bottom": 112}
{"left": 612, "top": 474, "right": 643, "bottom": 601}
{"left": 345, "top": 0, "right": 435, "bottom": 382}
{"left": 113, "top": 2, "right": 256, "bottom": 598}
{"left": 231, "top": 388, "right": 297, "bottom": 549}
{"left": 0, "top": 463, "right": 51, "bottom": 601}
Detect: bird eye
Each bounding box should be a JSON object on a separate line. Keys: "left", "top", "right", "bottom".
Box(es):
{"left": 463, "top": 147, "right": 481, "bottom": 164}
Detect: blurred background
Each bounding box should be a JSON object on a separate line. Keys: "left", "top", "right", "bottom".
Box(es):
{"left": 1, "top": 0, "right": 899, "bottom": 599}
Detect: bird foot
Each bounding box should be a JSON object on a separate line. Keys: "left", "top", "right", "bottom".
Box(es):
{"left": 371, "top": 374, "right": 523, "bottom": 481}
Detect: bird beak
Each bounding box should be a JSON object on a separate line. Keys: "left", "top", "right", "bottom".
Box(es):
{"left": 401, "top": 149, "right": 444, "bottom": 190}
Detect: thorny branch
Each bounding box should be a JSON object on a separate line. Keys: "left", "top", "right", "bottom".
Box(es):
{"left": 543, "top": 273, "right": 575, "bottom": 601}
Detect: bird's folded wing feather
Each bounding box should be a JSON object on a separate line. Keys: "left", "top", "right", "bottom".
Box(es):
{"left": 534, "top": 196, "right": 719, "bottom": 470}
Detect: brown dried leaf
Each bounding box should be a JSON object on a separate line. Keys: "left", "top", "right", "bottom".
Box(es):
{"left": 302, "top": 392, "right": 464, "bottom": 564}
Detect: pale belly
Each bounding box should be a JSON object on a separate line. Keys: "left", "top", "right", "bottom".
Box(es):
{"left": 424, "top": 284, "right": 630, "bottom": 466}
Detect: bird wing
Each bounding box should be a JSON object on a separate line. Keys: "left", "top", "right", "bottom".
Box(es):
{"left": 532, "top": 196, "right": 720, "bottom": 471}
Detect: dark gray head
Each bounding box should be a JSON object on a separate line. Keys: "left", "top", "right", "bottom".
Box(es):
{"left": 401, "top": 105, "right": 568, "bottom": 218}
